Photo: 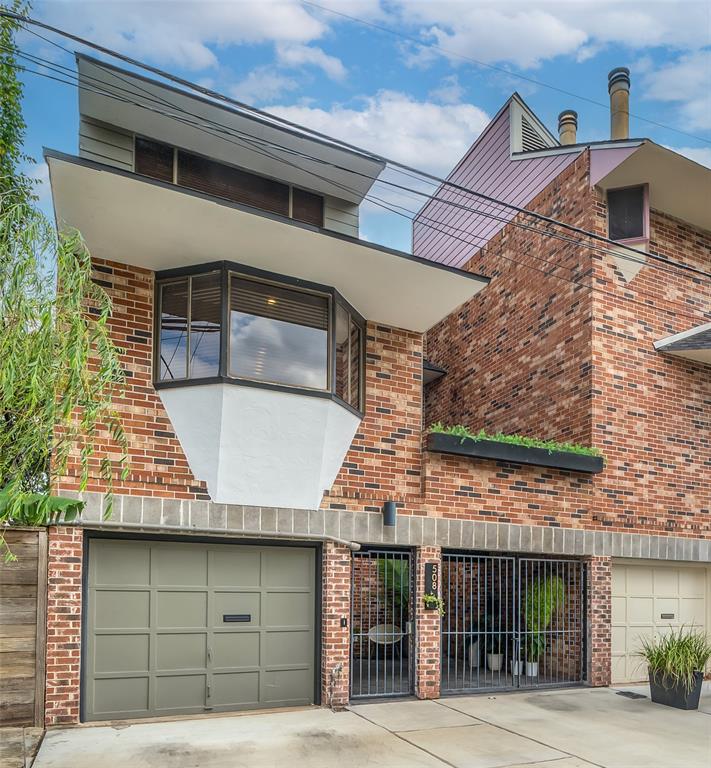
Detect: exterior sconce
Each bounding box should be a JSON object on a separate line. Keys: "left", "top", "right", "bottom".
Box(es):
{"left": 382, "top": 500, "right": 397, "bottom": 527}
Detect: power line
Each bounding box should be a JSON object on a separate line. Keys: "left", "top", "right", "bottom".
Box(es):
{"left": 5, "top": 8, "right": 710, "bottom": 281}
{"left": 13, "top": 58, "right": 708, "bottom": 324}
{"left": 302, "top": 0, "right": 711, "bottom": 146}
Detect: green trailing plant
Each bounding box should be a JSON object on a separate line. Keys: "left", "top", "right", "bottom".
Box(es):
{"left": 422, "top": 593, "right": 445, "bottom": 616}
{"left": 377, "top": 557, "right": 410, "bottom": 617}
{"left": 638, "top": 626, "right": 711, "bottom": 694}
{"left": 429, "top": 423, "right": 603, "bottom": 459}
{"left": 0, "top": 6, "right": 129, "bottom": 560}
{"left": 524, "top": 575, "right": 565, "bottom": 661}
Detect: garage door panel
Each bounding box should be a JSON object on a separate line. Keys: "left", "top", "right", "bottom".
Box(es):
{"left": 210, "top": 549, "right": 261, "bottom": 586}
{"left": 213, "top": 591, "right": 260, "bottom": 626}
{"left": 94, "top": 634, "right": 149, "bottom": 674}
{"left": 95, "top": 590, "right": 150, "bottom": 629}
{"left": 264, "top": 592, "right": 311, "bottom": 627}
{"left": 627, "top": 596, "right": 653, "bottom": 623}
{"left": 93, "top": 542, "right": 150, "bottom": 586}
{"left": 152, "top": 546, "right": 208, "bottom": 586}
{"left": 85, "top": 540, "right": 316, "bottom": 720}
{"left": 611, "top": 596, "right": 626, "bottom": 623}
{"left": 680, "top": 569, "right": 706, "bottom": 595}
{"left": 653, "top": 568, "right": 679, "bottom": 595}
{"left": 627, "top": 566, "right": 653, "bottom": 593}
{"left": 156, "top": 633, "right": 206, "bottom": 671}
{"left": 680, "top": 599, "right": 705, "bottom": 626}
{"left": 156, "top": 591, "right": 207, "bottom": 628}
{"left": 211, "top": 671, "right": 260, "bottom": 707}
{"left": 155, "top": 674, "right": 206, "bottom": 710}
{"left": 212, "top": 631, "right": 259, "bottom": 668}
{"left": 655, "top": 597, "right": 680, "bottom": 623}
{"left": 93, "top": 676, "right": 149, "bottom": 717}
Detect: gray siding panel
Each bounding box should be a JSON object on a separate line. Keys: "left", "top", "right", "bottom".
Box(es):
{"left": 79, "top": 118, "right": 134, "bottom": 172}
{"left": 324, "top": 196, "right": 359, "bottom": 236}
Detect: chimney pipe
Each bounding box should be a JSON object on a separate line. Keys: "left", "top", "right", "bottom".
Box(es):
{"left": 608, "top": 67, "right": 630, "bottom": 140}
{"left": 558, "top": 110, "right": 578, "bottom": 145}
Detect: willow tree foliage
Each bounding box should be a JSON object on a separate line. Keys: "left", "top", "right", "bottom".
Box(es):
{"left": 0, "top": 3, "right": 128, "bottom": 559}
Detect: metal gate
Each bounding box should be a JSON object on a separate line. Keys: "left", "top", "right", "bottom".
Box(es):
{"left": 351, "top": 549, "right": 413, "bottom": 699}
{"left": 441, "top": 554, "right": 585, "bottom": 693}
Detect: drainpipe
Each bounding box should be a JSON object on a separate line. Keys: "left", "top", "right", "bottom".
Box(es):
{"left": 63, "top": 518, "right": 361, "bottom": 551}
{"left": 608, "top": 67, "right": 631, "bottom": 140}
{"left": 557, "top": 110, "right": 578, "bottom": 145}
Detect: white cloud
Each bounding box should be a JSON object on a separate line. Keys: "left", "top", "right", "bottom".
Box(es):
{"left": 428, "top": 74, "right": 464, "bottom": 105}
{"left": 668, "top": 146, "right": 711, "bottom": 169}
{"left": 268, "top": 91, "right": 489, "bottom": 175}
{"left": 229, "top": 68, "right": 298, "bottom": 104}
{"left": 641, "top": 51, "right": 711, "bottom": 131}
{"left": 39, "top": 0, "right": 327, "bottom": 70}
{"left": 276, "top": 43, "right": 346, "bottom": 80}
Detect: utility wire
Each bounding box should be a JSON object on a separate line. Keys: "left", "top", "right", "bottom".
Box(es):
{"left": 5, "top": 8, "right": 710, "bottom": 280}
{"left": 301, "top": 0, "right": 711, "bottom": 146}
{"left": 12, "top": 44, "right": 711, "bottom": 288}
{"left": 15, "top": 59, "right": 708, "bottom": 324}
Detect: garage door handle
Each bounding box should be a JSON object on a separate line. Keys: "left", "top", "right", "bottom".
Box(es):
{"left": 223, "top": 614, "right": 251, "bottom": 622}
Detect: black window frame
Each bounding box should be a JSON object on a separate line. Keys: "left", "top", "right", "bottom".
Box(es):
{"left": 607, "top": 184, "right": 648, "bottom": 243}
{"left": 154, "top": 261, "right": 365, "bottom": 417}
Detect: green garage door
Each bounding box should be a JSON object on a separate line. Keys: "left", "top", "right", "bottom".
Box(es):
{"left": 84, "top": 539, "right": 316, "bottom": 721}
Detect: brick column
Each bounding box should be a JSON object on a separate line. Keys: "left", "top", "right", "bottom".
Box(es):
{"left": 586, "top": 556, "right": 612, "bottom": 687}
{"left": 45, "top": 526, "right": 84, "bottom": 725}
{"left": 415, "top": 545, "right": 441, "bottom": 699}
{"left": 321, "top": 541, "right": 351, "bottom": 709}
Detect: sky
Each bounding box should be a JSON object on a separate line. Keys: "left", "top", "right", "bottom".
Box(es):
{"left": 18, "top": 0, "right": 711, "bottom": 252}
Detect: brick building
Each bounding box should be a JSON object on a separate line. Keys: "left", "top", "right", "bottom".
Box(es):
{"left": 43, "top": 59, "right": 710, "bottom": 725}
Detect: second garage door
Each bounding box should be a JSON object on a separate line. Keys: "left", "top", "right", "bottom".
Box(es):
{"left": 611, "top": 562, "right": 709, "bottom": 684}
{"left": 84, "top": 538, "right": 316, "bottom": 721}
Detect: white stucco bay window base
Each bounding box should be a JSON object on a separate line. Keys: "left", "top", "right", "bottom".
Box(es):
{"left": 159, "top": 384, "right": 361, "bottom": 509}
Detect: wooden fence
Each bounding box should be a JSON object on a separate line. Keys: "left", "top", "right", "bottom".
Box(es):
{"left": 0, "top": 528, "right": 47, "bottom": 727}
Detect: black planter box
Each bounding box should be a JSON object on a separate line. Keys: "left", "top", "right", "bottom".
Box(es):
{"left": 649, "top": 670, "right": 703, "bottom": 710}
{"left": 427, "top": 433, "right": 604, "bottom": 474}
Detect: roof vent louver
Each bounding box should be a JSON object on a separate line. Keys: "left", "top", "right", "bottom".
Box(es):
{"left": 521, "top": 114, "right": 548, "bottom": 152}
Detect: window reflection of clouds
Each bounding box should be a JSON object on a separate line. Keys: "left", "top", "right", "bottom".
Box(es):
{"left": 230, "top": 312, "right": 328, "bottom": 389}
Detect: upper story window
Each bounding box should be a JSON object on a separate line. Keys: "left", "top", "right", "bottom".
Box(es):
{"left": 155, "top": 263, "right": 364, "bottom": 413}
{"left": 607, "top": 185, "right": 648, "bottom": 242}
{"left": 135, "top": 137, "right": 324, "bottom": 227}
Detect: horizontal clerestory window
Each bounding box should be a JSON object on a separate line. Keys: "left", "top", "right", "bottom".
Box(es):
{"left": 155, "top": 263, "right": 365, "bottom": 413}
{"left": 135, "top": 137, "right": 324, "bottom": 227}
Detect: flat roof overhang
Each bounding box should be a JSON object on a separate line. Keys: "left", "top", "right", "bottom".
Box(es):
{"left": 46, "top": 151, "right": 489, "bottom": 333}
{"left": 654, "top": 322, "right": 711, "bottom": 366}
{"left": 594, "top": 141, "right": 711, "bottom": 234}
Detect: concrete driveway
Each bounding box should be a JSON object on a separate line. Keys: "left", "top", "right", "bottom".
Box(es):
{"left": 33, "top": 685, "right": 711, "bottom": 768}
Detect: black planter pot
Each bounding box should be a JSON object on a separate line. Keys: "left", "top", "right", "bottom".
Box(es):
{"left": 648, "top": 670, "right": 703, "bottom": 710}
{"left": 427, "top": 433, "right": 604, "bottom": 474}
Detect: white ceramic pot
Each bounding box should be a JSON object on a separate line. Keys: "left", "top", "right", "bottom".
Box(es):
{"left": 468, "top": 640, "right": 480, "bottom": 669}
{"left": 511, "top": 660, "right": 523, "bottom": 676}
{"left": 526, "top": 661, "right": 539, "bottom": 677}
{"left": 487, "top": 653, "right": 503, "bottom": 672}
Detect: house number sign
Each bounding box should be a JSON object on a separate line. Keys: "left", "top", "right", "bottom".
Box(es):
{"left": 425, "top": 563, "right": 440, "bottom": 597}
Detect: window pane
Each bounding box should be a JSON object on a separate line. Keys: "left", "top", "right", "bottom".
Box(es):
{"left": 159, "top": 280, "right": 188, "bottom": 380}
{"left": 349, "top": 316, "right": 362, "bottom": 410}
{"left": 135, "top": 138, "right": 174, "bottom": 183}
{"left": 608, "top": 187, "right": 644, "bottom": 240}
{"left": 335, "top": 303, "right": 349, "bottom": 403}
{"left": 292, "top": 188, "right": 324, "bottom": 227}
{"left": 229, "top": 277, "right": 328, "bottom": 389}
{"left": 189, "top": 273, "right": 221, "bottom": 378}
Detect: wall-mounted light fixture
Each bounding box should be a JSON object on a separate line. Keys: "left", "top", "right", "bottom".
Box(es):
{"left": 382, "top": 500, "right": 397, "bottom": 527}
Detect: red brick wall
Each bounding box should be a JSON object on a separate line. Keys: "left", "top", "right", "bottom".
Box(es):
{"left": 424, "top": 153, "right": 594, "bottom": 445}
{"left": 415, "top": 546, "right": 441, "bottom": 698}
{"left": 53, "top": 258, "right": 207, "bottom": 500}
{"left": 321, "top": 541, "right": 351, "bottom": 709}
{"left": 586, "top": 556, "right": 611, "bottom": 686}
{"left": 45, "top": 526, "right": 83, "bottom": 725}
{"left": 589, "top": 201, "right": 711, "bottom": 537}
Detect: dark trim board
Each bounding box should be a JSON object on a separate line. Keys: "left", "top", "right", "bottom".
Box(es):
{"left": 79, "top": 530, "right": 323, "bottom": 722}
{"left": 427, "top": 433, "right": 604, "bottom": 474}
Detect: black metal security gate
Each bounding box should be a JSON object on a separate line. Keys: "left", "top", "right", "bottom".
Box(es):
{"left": 351, "top": 549, "right": 413, "bottom": 699}
{"left": 441, "top": 554, "right": 585, "bottom": 693}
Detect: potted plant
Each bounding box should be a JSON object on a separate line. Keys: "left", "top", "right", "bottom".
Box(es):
{"left": 523, "top": 574, "right": 565, "bottom": 678}
{"left": 638, "top": 627, "right": 711, "bottom": 710}
{"left": 486, "top": 634, "right": 504, "bottom": 672}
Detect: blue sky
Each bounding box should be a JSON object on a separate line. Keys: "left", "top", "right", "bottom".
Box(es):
{"left": 19, "top": 0, "right": 711, "bottom": 251}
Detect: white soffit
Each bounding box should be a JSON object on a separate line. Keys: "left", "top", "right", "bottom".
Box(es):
{"left": 595, "top": 142, "right": 711, "bottom": 234}
{"left": 77, "top": 55, "right": 384, "bottom": 205}
{"left": 158, "top": 384, "right": 360, "bottom": 509}
{"left": 46, "top": 152, "right": 489, "bottom": 332}
{"left": 654, "top": 322, "right": 711, "bottom": 366}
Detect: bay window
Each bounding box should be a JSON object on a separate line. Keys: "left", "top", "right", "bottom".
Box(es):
{"left": 155, "top": 262, "right": 365, "bottom": 413}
